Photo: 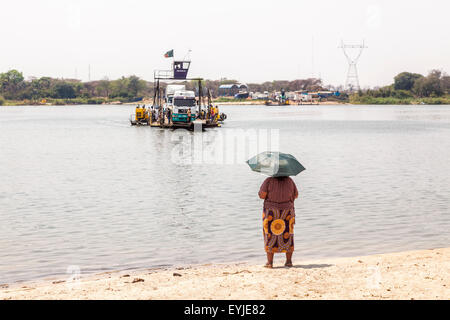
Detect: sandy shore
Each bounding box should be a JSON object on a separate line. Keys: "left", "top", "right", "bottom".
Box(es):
{"left": 1, "top": 248, "right": 448, "bottom": 300}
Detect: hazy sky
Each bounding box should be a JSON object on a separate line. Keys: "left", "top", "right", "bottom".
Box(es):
{"left": 1, "top": 0, "right": 449, "bottom": 87}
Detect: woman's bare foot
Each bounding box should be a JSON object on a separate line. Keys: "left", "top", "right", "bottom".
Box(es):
{"left": 265, "top": 252, "right": 274, "bottom": 269}
{"left": 285, "top": 252, "right": 293, "bottom": 267}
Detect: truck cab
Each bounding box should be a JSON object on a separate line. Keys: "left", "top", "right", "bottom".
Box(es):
{"left": 171, "top": 90, "right": 197, "bottom": 123}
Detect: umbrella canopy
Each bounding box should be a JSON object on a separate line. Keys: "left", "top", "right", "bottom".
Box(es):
{"left": 246, "top": 152, "right": 306, "bottom": 177}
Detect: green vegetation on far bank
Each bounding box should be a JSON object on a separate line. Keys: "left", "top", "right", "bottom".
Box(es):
{"left": 0, "top": 97, "right": 137, "bottom": 106}
{"left": 349, "top": 70, "right": 449, "bottom": 105}
{"left": 0, "top": 69, "right": 148, "bottom": 106}
{"left": 0, "top": 68, "right": 449, "bottom": 106}
{"left": 0, "top": 69, "right": 327, "bottom": 107}
{"left": 349, "top": 95, "right": 450, "bottom": 105}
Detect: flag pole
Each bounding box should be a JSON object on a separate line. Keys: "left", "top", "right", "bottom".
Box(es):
{"left": 172, "top": 50, "right": 175, "bottom": 78}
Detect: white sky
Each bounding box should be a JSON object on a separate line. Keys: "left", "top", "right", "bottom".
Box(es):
{"left": 1, "top": 0, "right": 449, "bottom": 88}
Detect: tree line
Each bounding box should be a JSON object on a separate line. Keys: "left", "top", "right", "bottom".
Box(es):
{"left": 211, "top": 78, "right": 325, "bottom": 93}
{"left": 352, "top": 70, "right": 450, "bottom": 103}
{"left": 0, "top": 69, "right": 326, "bottom": 105}
{"left": 0, "top": 70, "right": 150, "bottom": 103}
{"left": 2, "top": 68, "right": 447, "bottom": 106}
{"left": 158, "top": 78, "right": 325, "bottom": 96}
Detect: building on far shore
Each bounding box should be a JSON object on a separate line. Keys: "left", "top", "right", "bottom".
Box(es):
{"left": 218, "top": 83, "right": 248, "bottom": 97}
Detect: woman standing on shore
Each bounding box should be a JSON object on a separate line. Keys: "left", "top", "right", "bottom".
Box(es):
{"left": 259, "top": 176, "right": 298, "bottom": 268}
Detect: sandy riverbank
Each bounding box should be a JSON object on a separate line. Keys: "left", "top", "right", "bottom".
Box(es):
{"left": 1, "top": 248, "right": 448, "bottom": 300}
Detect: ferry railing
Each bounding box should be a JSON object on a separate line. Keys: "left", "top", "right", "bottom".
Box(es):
{"left": 154, "top": 70, "right": 173, "bottom": 80}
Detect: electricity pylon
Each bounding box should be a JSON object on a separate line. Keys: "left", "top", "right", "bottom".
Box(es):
{"left": 339, "top": 40, "right": 367, "bottom": 92}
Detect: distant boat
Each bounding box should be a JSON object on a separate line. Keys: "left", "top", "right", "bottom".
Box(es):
{"left": 130, "top": 97, "right": 144, "bottom": 102}
{"left": 235, "top": 91, "right": 249, "bottom": 99}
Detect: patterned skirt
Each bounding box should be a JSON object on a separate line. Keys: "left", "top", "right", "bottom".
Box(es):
{"left": 262, "top": 207, "right": 295, "bottom": 253}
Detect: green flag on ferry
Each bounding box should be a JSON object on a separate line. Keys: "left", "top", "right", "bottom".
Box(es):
{"left": 164, "top": 50, "right": 174, "bottom": 58}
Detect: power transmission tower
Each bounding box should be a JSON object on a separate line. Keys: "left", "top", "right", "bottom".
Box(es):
{"left": 339, "top": 40, "right": 367, "bottom": 92}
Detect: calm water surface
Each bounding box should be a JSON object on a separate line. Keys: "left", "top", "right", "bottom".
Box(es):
{"left": 1, "top": 104, "right": 449, "bottom": 283}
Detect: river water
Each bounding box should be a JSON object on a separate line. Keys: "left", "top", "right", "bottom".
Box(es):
{"left": 1, "top": 104, "right": 449, "bottom": 284}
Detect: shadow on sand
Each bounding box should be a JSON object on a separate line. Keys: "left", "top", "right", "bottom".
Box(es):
{"left": 272, "top": 264, "right": 333, "bottom": 270}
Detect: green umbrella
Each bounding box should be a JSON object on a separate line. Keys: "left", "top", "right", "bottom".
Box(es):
{"left": 246, "top": 151, "right": 306, "bottom": 177}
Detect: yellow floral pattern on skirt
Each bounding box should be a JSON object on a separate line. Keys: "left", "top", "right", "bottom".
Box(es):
{"left": 263, "top": 208, "right": 295, "bottom": 253}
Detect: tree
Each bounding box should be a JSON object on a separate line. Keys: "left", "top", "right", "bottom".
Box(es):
{"left": 38, "top": 77, "right": 52, "bottom": 91}
{"left": 393, "top": 72, "right": 423, "bottom": 91}
{"left": 413, "top": 70, "right": 444, "bottom": 97}
{"left": 29, "top": 77, "right": 52, "bottom": 99}
{"left": 54, "top": 82, "right": 76, "bottom": 99}
{"left": 96, "top": 79, "right": 111, "bottom": 97}
{"left": 0, "top": 70, "right": 25, "bottom": 99}
{"left": 442, "top": 74, "right": 450, "bottom": 94}
{"left": 219, "top": 79, "right": 239, "bottom": 85}
{"left": 127, "top": 75, "right": 145, "bottom": 98}
{"left": 82, "top": 82, "right": 96, "bottom": 98}
{"left": 110, "top": 77, "right": 130, "bottom": 98}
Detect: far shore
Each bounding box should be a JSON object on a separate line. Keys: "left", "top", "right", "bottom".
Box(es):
{"left": 0, "top": 99, "right": 346, "bottom": 107}
{"left": 2, "top": 98, "right": 449, "bottom": 107}
{"left": 3, "top": 101, "right": 449, "bottom": 107}
{"left": 1, "top": 247, "right": 448, "bottom": 300}
{"left": 213, "top": 100, "right": 346, "bottom": 106}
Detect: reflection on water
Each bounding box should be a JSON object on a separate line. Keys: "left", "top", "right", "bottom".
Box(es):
{"left": 1, "top": 105, "right": 450, "bottom": 283}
